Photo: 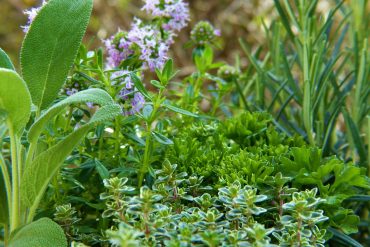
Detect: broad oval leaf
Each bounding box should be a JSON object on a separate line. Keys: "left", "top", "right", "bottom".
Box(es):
{"left": 0, "top": 48, "right": 15, "bottom": 70}
{"left": 28, "top": 88, "right": 115, "bottom": 143}
{"left": 21, "top": 0, "right": 93, "bottom": 110}
{"left": 21, "top": 104, "right": 122, "bottom": 208}
{"left": 9, "top": 218, "right": 67, "bottom": 247}
{"left": 0, "top": 69, "right": 31, "bottom": 134}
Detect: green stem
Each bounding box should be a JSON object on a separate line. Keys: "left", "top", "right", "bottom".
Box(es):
{"left": 138, "top": 89, "right": 164, "bottom": 186}
{"left": 9, "top": 128, "right": 20, "bottom": 232}
{"left": 233, "top": 79, "right": 250, "bottom": 111}
{"left": 139, "top": 129, "right": 152, "bottom": 186}
{"left": 367, "top": 116, "right": 370, "bottom": 177}
{"left": 114, "top": 117, "right": 120, "bottom": 163}
{"left": 25, "top": 141, "right": 36, "bottom": 171}
{"left": 0, "top": 153, "right": 12, "bottom": 222}
{"left": 26, "top": 192, "right": 42, "bottom": 223}
{"left": 64, "top": 106, "right": 74, "bottom": 131}
{"left": 4, "top": 225, "right": 9, "bottom": 246}
{"left": 98, "top": 133, "right": 104, "bottom": 160}
{"left": 192, "top": 73, "right": 204, "bottom": 110}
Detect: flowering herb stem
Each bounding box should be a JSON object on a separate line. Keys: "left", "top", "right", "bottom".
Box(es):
{"left": 139, "top": 89, "right": 164, "bottom": 186}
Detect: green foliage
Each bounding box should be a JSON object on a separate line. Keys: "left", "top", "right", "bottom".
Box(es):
{"left": 21, "top": 103, "right": 121, "bottom": 208}
{"left": 99, "top": 163, "right": 329, "bottom": 246}
{"left": 20, "top": 0, "right": 93, "bottom": 111}
{"left": 274, "top": 188, "right": 328, "bottom": 247}
{"left": 0, "top": 0, "right": 123, "bottom": 246}
{"left": 166, "top": 111, "right": 305, "bottom": 185}
{"left": 0, "top": 69, "right": 31, "bottom": 134}
{"left": 28, "top": 88, "right": 116, "bottom": 143}
{"left": 164, "top": 111, "right": 367, "bottom": 238}
{"left": 1, "top": 0, "right": 368, "bottom": 246}
{"left": 8, "top": 218, "right": 67, "bottom": 247}
{"left": 238, "top": 0, "right": 369, "bottom": 168}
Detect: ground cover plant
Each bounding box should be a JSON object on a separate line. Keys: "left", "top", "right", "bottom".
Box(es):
{"left": 0, "top": 0, "right": 369, "bottom": 246}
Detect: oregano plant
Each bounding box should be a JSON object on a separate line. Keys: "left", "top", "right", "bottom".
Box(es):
{"left": 0, "top": 0, "right": 121, "bottom": 246}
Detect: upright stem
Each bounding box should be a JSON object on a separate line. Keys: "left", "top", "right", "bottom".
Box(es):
{"left": 138, "top": 89, "right": 163, "bottom": 186}
{"left": 138, "top": 123, "right": 152, "bottom": 187}
{"left": 367, "top": 116, "right": 370, "bottom": 177}
{"left": 98, "top": 133, "right": 104, "bottom": 160}
{"left": 4, "top": 226, "right": 9, "bottom": 246}
{"left": 0, "top": 153, "right": 12, "bottom": 215}
{"left": 9, "top": 128, "right": 20, "bottom": 232}
{"left": 114, "top": 117, "right": 120, "bottom": 163}
{"left": 234, "top": 79, "right": 249, "bottom": 112}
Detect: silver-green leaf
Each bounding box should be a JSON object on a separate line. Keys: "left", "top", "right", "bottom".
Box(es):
{"left": 28, "top": 88, "right": 115, "bottom": 143}
{"left": 20, "top": 0, "right": 93, "bottom": 110}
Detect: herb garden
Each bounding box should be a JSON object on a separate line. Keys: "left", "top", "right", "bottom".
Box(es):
{"left": 0, "top": 0, "right": 369, "bottom": 246}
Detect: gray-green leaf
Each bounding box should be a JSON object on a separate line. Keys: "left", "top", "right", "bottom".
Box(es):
{"left": 20, "top": 0, "right": 93, "bottom": 110}
{"left": 28, "top": 88, "right": 115, "bottom": 143}
{"left": 0, "top": 69, "right": 31, "bottom": 134}
{"left": 9, "top": 218, "right": 67, "bottom": 247}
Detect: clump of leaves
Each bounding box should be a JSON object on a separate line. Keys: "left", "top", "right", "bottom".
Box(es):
{"left": 97, "top": 161, "right": 331, "bottom": 246}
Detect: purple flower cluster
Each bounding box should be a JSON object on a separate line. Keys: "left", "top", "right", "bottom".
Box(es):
{"left": 111, "top": 71, "right": 145, "bottom": 116}
{"left": 22, "top": 1, "right": 47, "bottom": 33}
{"left": 104, "top": 1, "right": 189, "bottom": 71}
{"left": 104, "top": 0, "right": 190, "bottom": 116}
{"left": 142, "top": 0, "right": 190, "bottom": 32}
{"left": 105, "top": 20, "right": 171, "bottom": 71}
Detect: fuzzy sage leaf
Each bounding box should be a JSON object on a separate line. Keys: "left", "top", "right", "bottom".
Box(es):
{"left": 20, "top": 0, "right": 93, "bottom": 110}
{"left": 0, "top": 69, "right": 31, "bottom": 134}
{"left": 9, "top": 218, "right": 67, "bottom": 247}
{"left": 28, "top": 88, "right": 115, "bottom": 143}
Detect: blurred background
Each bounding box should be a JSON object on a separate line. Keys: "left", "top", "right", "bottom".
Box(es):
{"left": 0, "top": 0, "right": 281, "bottom": 71}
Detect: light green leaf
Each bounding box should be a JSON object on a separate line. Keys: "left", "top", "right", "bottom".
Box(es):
{"left": 0, "top": 48, "right": 15, "bottom": 70}
{"left": 21, "top": 104, "right": 121, "bottom": 209}
{"left": 28, "top": 88, "right": 115, "bottom": 143}
{"left": 0, "top": 69, "right": 31, "bottom": 134}
{"left": 20, "top": 0, "right": 93, "bottom": 110}
{"left": 9, "top": 218, "right": 67, "bottom": 247}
